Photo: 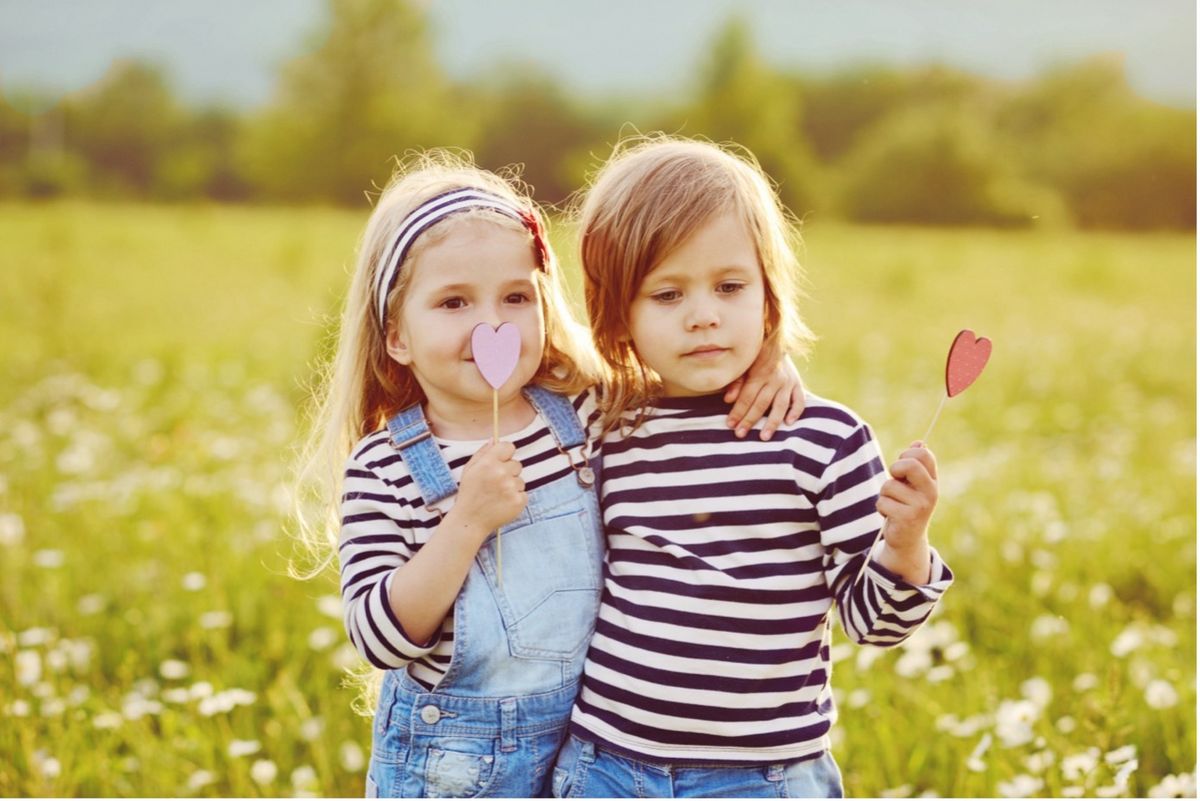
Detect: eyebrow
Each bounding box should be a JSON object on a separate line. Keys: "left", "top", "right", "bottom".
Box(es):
{"left": 427, "top": 278, "right": 536, "bottom": 295}
{"left": 644, "top": 264, "right": 757, "bottom": 284}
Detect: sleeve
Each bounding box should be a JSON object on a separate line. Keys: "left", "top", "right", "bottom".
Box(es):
{"left": 816, "top": 423, "right": 954, "bottom": 647}
{"left": 338, "top": 450, "right": 444, "bottom": 669}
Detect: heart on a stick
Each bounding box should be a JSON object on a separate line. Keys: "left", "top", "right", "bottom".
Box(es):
{"left": 471, "top": 322, "right": 521, "bottom": 390}
{"left": 945, "top": 329, "right": 992, "bottom": 398}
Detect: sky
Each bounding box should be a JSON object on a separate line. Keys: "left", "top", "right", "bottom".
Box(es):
{"left": 0, "top": 0, "right": 1194, "bottom": 110}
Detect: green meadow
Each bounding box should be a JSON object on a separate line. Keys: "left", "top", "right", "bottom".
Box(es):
{"left": 0, "top": 202, "right": 1193, "bottom": 797}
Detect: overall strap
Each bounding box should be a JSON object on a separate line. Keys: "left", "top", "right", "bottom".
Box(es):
{"left": 522, "top": 386, "right": 585, "bottom": 450}
{"left": 385, "top": 404, "right": 457, "bottom": 511}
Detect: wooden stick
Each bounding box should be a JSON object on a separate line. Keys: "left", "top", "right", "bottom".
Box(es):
{"left": 493, "top": 389, "right": 502, "bottom": 587}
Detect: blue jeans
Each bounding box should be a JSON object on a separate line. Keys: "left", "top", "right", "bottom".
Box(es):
{"left": 551, "top": 736, "right": 844, "bottom": 798}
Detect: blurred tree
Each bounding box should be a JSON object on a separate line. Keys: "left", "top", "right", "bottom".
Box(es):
{"left": 839, "top": 103, "right": 1061, "bottom": 226}
{"left": 62, "top": 60, "right": 183, "bottom": 195}
{"left": 239, "top": 0, "right": 474, "bottom": 205}
{"left": 472, "top": 69, "right": 609, "bottom": 205}
{"left": 997, "top": 56, "right": 1196, "bottom": 229}
{"left": 675, "top": 18, "right": 824, "bottom": 217}
{"left": 797, "top": 65, "right": 982, "bottom": 164}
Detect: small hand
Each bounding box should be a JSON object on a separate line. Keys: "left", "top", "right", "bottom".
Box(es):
{"left": 724, "top": 352, "right": 806, "bottom": 441}
{"left": 456, "top": 440, "right": 526, "bottom": 536}
{"left": 877, "top": 441, "right": 938, "bottom": 551}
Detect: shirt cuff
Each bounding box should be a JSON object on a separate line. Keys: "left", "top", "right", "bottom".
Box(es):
{"left": 865, "top": 541, "right": 955, "bottom": 602}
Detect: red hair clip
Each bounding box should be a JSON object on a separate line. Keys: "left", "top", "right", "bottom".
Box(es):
{"left": 519, "top": 210, "right": 550, "bottom": 268}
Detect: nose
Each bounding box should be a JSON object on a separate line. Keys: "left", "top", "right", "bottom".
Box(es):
{"left": 684, "top": 298, "right": 720, "bottom": 331}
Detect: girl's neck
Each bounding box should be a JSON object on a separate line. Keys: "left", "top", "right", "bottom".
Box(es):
{"left": 424, "top": 391, "right": 537, "bottom": 441}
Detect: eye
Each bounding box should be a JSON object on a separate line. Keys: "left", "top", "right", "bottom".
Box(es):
{"left": 650, "top": 289, "right": 681, "bottom": 303}
{"left": 716, "top": 281, "right": 746, "bottom": 295}
{"left": 438, "top": 297, "right": 467, "bottom": 310}
{"left": 504, "top": 292, "right": 532, "bottom": 304}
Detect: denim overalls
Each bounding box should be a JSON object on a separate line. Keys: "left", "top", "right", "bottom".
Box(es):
{"left": 367, "top": 386, "right": 603, "bottom": 798}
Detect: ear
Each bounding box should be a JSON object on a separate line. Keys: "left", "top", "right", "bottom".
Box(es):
{"left": 386, "top": 324, "right": 413, "bottom": 366}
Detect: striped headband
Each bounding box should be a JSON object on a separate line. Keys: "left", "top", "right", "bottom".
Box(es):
{"left": 373, "top": 187, "right": 548, "bottom": 331}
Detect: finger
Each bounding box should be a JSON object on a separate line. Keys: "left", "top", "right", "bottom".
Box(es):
{"left": 723, "top": 376, "right": 744, "bottom": 409}
{"left": 491, "top": 440, "right": 517, "bottom": 461}
{"left": 508, "top": 459, "right": 523, "bottom": 477}
{"left": 902, "top": 443, "right": 938, "bottom": 480}
{"left": 760, "top": 385, "right": 790, "bottom": 441}
{"left": 888, "top": 458, "right": 937, "bottom": 495}
{"left": 733, "top": 383, "right": 773, "bottom": 438}
{"left": 726, "top": 377, "right": 764, "bottom": 430}
{"left": 785, "top": 383, "right": 806, "bottom": 424}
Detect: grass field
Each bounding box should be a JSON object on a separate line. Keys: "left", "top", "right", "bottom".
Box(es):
{"left": 0, "top": 201, "right": 1194, "bottom": 797}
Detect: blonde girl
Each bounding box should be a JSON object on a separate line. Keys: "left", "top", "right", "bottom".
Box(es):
{"left": 295, "top": 150, "right": 802, "bottom": 797}
{"left": 551, "top": 137, "right": 955, "bottom": 798}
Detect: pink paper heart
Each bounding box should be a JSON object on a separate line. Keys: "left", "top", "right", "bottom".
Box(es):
{"left": 945, "top": 329, "right": 992, "bottom": 398}
{"left": 471, "top": 322, "right": 522, "bottom": 390}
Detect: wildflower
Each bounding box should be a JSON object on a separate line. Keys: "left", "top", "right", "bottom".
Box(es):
{"left": 251, "top": 759, "right": 278, "bottom": 786}
{"left": 881, "top": 784, "right": 913, "bottom": 797}
{"left": 1142, "top": 676, "right": 1180, "bottom": 705}
{"left": 1110, "top": 624, "right": 1143, "bottom": 657}
{"left": 0, "top": 513, "right": 24, "bottom": 546}
{"left": 847, "top": 689, "right": 870, "bottom": 708}
{"left": 199, "top": 610, "right": 233, "bottom": 630}
{"left": 1061, "top": 787, "right": 1085, "bottom": 797}
{"left": 187, "top": 770, "right": 216, "bottom": 792}
{"left": 1030, "top": 615, "right": 1068, "bottom": 640}
{"left": 308, "top": 627, "right": 338, "bottom": 651}
{"left": 300, "top": 717, "right": 324, "bottom": 742}
{"left": 998, "top": 774, "right": 1044, "bottom": 797}
{"left": 16, "top": 650, "right": 42, "bottom": 686}
{"left": 77, "top": 594, "right": 106, "bottom": 615}
{"left": 1023, "top": 749, "right": 1056, "bottom": 773}
{"left": 927, "top": 665, "right": 954, "bottom": 683}
{"left": 1061, "top": 748, "right": 1100, "bottom": 782}
{"left": 189, "top": 681, "right": 214, "bottom": 700}
{"left": 1104, "top": 745, "right": 1137, "bottom": 766}
{"left": 291, "top": 765, "right": 318, "bottom": 792}
{"left": 159, "top": 659, "right": 190, "bottom": 680}
{"left": 317, "top": 595, "right": 342, "bottom": 619}
{"left": 966, "top": 732, "right": 992, "bottom": 772}
{"left": 162, "top": 689, "right": 191, "bottom": 704}
{"left": 182, "top": 572, "right": 207, "bottom": 591}
{"left": 1073, "top": 672, "right": 1099, "bottom": 692}
{"left": 33, "top": 550, "right": 64, "bottom": 569}
{"left": 994, "top": 699, "right": 1039, "bottom": 747}
{"left": 93, "top": 711, "right": 123, "bottom": 729}
{"left": 1055, "top": 716, "right": 1077, "bottom": 734}
{"left": 8, "top": 700, "right": 31, "bottom": 716}
{"left": 341, "top": 741, "right": 365, "bottom": 772}
{"left": 1089, "top": 583, "right": 1114, "bottom": 608}
{"left": 32, "top": 750, "right": 61, "bottom": 779}
{"left": 1148, "top": 773, "right": 1197, "bottom": 797}
{"left": 228, "top": 739, "right": 262, "bottom": 758}
{"left": 1020, "top": 677, "right": 1052, "bottom": 708}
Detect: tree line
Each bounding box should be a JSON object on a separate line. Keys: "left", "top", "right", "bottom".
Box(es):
{"left": 0, "top": 0, "right": 1194, "bottom": 229}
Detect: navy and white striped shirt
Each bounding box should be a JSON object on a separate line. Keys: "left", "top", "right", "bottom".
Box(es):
{"left": 569, "top": 391, "right": 954, "bottom": 764}
{"left": 337, "top": 390, "right": 599, "bottom": 689}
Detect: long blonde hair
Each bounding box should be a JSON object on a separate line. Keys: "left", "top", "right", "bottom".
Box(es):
{"left": 292, "top": 150, "right": 598, "bottom": 582}
{"left": 577, "top": 134, "right": 815, "bottom": 436}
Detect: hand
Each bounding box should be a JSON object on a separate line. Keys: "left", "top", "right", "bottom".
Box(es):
{"left": 877, "top": 441, "right": 938, "bottom": 552}
{"left": 724, "top": 351, "right": 806, "bottom": 440}
{"left": 454, "top": 440, "right": 526, "bottom": 536}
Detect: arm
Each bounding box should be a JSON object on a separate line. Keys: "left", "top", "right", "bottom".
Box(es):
{"left": 339, "top": 440, "right": 526, "bottom": 667}
{"left": 724, "top": 341, "right": 806, "bottom": 441}
{"left": 816, "top": 426, "right": 953, "bottom": 647}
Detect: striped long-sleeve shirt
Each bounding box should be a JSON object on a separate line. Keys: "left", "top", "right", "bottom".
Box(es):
{"left": 337, "top": 390, "right": 599, "bottom": 689}
{"left": 569, "top": 391, "right": 954, "bottom": 764}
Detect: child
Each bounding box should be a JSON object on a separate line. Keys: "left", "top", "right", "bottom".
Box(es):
{"left": 293, "top": 150, "right": 804, "bottom": 797}
{"left": 551, "top": 137, "right": 955, "bottom": 798}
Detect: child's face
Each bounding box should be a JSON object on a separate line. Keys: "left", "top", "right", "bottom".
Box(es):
{"left": 628, "top": 211, "right": 766, "bottom": 397}
{"left": 387, "top": 217, "right": 545, "bottom": 412}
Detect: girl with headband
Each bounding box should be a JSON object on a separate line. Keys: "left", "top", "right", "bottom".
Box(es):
{"left": 293, "top": 150, "right": 804, "bottom": 797}
{"left": 550, "top": 137, "right": 955, "bottom": 797}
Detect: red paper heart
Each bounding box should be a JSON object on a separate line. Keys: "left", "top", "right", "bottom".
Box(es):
{"left": 945, "top": 330, "right": 991, "bottom": 398}
{"left": 471, "top": 322, "right": 522, "bottom": 390}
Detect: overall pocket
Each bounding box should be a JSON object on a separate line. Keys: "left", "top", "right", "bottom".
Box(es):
{"left": 479, "top": 505, "right": 602, "bottom": 661}
{"left": 422, "top": 743, "right": 498, "bottom": 798}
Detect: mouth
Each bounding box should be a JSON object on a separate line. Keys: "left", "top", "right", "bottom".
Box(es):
{"left": 682, "top": 346, "right": 728, "bottom": 359}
